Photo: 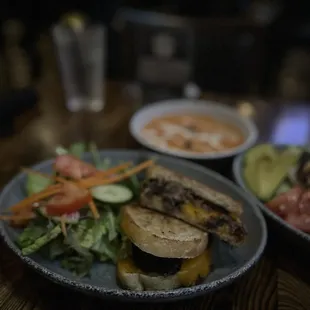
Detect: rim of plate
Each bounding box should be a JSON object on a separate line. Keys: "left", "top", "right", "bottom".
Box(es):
{"left": 129, "top": 99, "right": 258, "bottom": 160}
{"left": 233, "top": 151, "right": 310, "bottom": 242}
{"left": 0, "top": 150, "right": 267, "bottom": 300}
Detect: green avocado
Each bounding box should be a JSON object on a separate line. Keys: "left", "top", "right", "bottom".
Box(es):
{"left": 244, "top": 144, "right": 277, "bottom": 164}
{"left": 243, "top": 145, "right": 302, "bottom": 201}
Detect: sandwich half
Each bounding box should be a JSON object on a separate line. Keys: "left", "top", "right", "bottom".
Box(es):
{"left": 117, "top": 204, "right": 211, "bottom": 291}
{"left": 140, "top": 165, "right": 246, "bottom": 245}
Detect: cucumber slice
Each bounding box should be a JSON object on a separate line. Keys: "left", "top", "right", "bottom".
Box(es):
{"left": 38, "top": 206, "right": 80, "bottom": 224}
{"left": 55, "top": 145, "right": 68, "bottom": 155}
{"left": 91, "top": 184, "right": 133, "bottom": 204}
{"left": 275, "top": 182, "right": 292, "bottom": 196}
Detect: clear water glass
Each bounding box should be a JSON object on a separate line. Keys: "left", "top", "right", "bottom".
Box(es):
{"left": 52, "top": 23, "right": 105, "bottom": 112}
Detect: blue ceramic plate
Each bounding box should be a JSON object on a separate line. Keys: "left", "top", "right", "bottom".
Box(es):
{"left": 233, "top": 146, "right": 310, "bottom": 245}
{"left": 0, "top": 150, "right": 266, "bottom": 301}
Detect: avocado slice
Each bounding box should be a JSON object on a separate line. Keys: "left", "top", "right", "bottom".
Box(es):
{"left": 244, "top": 145, "right": 278, "bottom": 199}
{"left": 244, "top": 144, "right": 278, "bottom": 165}
{"left": 243, "top": 145, "right": 302, "bottom": 201}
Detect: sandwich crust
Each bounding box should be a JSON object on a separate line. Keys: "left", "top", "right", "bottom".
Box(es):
{"left": 140, "top": 194, "right": 245, "bottom": 245}
{"left": 117, "top": 266, "right": 180, "bottom": 291}
{"left": 121, "top": 204, "right": 208, "bottom": 259}
{"left": 147, "top": 165, "right": 242, "bottom": 215}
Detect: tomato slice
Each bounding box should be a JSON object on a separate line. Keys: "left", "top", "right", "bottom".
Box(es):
{"left": 46, "top": 183, "right": 92, "bottom": 216}
{"left": 54, "top": 154, "right": 97, "bottom": 180}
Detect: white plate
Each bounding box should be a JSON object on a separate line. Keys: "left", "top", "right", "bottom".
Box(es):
{"left": 129, "top": 99, "right": 258, "bottom": 160}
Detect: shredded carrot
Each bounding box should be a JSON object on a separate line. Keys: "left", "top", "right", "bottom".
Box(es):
{"left": 6, "top": 159, "right": 151, "bottom": 223}
{"left": 21, "top": 167, "right": 70, "bottom": 184}
{"left": 22, "top": 162, "right": 132, "bottom": 187}
{"left": 0, "top": 213, "right": 36, "bottom": 221}
{"left": 89, "top": 200, "right": 100, "bottom": 219}
{"left": 48, "top": 184, "right": 63, "bottom": 190}
{"left": 9, "top": 186, "right": 63, "bottom": 213}
{"left": 93, "top": 162, "right": 132, "bottom": 178}
{"left": 80, "top": 159, "right": 154, "bottom": 188}
{"left": 60, "top": 216, "right": 67, "bottom": 237}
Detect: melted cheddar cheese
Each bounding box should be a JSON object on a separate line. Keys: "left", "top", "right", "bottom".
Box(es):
{"left": 177, "top": 249, "right": 211, "bottom": 286}
{"left": 117, "top": 258, "right": 141, "bottom": 274}
{"left": 182, "top": 203, "right": 218, "bottom": 223}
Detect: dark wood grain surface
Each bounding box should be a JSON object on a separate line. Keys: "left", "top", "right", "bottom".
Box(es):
{"left": 0, "top": 34, "right": 309, "bottom": 310}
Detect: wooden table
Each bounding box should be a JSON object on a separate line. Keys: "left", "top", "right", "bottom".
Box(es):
{"left": 1, "top": 36, "right": 310, "bottom": 310}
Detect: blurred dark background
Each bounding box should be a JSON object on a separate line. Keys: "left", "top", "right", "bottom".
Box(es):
{"left": 1, "top": 0, "right": 310, "bottom": 98}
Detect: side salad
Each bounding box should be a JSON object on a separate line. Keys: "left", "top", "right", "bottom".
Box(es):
{"left": 0, "top": 143, "right": 153, "bottom": 277}
{"left": 243, "top": 144, "right": 310, "bottom": 233}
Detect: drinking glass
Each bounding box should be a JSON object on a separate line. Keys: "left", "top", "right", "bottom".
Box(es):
{"left": 52, "top": 23, "right": 105, "bottom": 112}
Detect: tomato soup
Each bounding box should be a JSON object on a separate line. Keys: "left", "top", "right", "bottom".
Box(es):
{"left": 142, "top": 114, "right": 245, "bottom": 153}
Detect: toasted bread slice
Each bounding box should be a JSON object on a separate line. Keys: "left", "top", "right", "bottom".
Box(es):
{"left": 117, "top": 258, "right": 180, "bottom": 291}
{"left": 140, "top": 194, "right": 245, "bottom": 245}
{"left": 141, "top": 165, "right": 246, "bottom": 245}
{"left": 146, "top": 165, "right": 242, "bottom": 215}
{"left": 121, "top": 204, "right": 208, "bottom": 259}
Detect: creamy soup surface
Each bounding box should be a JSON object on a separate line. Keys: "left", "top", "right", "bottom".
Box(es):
{"left": 142, "top": 114, "right": 245, "bottom": 153}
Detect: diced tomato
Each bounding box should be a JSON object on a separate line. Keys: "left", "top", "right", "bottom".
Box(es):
{"left": 286, "top": 213, "right": 310, "bottom": 233}
{"left": 266, "top": 187, "right": 302, "bottom": 217}
{"left": 298, "top": 190, "right": 310, "bottom": 215}
{"left": 54, "top": 154, "right": 97, "bottom": 180}
{"left": 46, "top": 183, "right": 92, "bottom": 216}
